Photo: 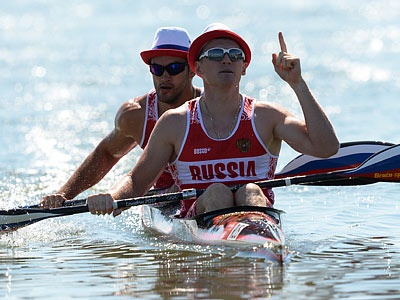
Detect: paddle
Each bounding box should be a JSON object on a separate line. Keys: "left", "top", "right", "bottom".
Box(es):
{"left": 58, "top": 140, "right": 397, "bottom": 207}
{"left": 32, "top": 141, "right": 399, "bottom": 210}
{"left": 253, "top": 143, "right": 400, "bottom": 189}
{"left": 275, "top": 140, "right": 394, "bottom": 185}
{"left": 0, "top": 190, "right": 195, "bottom": 233}
{"left": 1, "top": 143, "right": 399, "bottom": 232}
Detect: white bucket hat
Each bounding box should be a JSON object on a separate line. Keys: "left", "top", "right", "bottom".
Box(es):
{"left": 140, "top": 27, "right": 191, "bottom": 65}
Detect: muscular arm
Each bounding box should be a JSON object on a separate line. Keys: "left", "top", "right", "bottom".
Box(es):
{"left": 86, "top": 107, "right": 187, "bottom": 216}
{"left": 56, "top": 131, "right": 137, "bottom": 200}
{"left": 49, "top": 96, "right": 146, "bottom": 201}
{"left": 108, "top": 108, "right": 185, "bottom": 201}
{"left": 284, "top": 79, "right": 338, "bottom": 157}
{"left": 269, "top": 32, "right": 339, "bottom": 158}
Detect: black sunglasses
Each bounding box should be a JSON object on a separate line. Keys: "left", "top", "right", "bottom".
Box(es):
{"left": 198, "top": 47, "right": 245, "bottom": 62}
{"left": 149, "top": 62, "right": 188, "bottom": 76}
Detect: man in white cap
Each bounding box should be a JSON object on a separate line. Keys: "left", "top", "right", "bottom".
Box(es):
{"left": 86, "top": 23, "right": 339, "bottom": 217}
{"left": 41, "top": 27, "right": 202, "bottom": 208}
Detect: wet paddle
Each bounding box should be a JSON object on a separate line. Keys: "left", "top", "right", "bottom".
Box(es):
{"left": 0, "top": 190, "right": 194, "bottom": 233}
{"left": 57, "top": 141, "right": 392, "bottom": 207}
{"left": 61, "top": 140, "right": 397, "bottom": 207}
{"left": 1, "top": 143, "right": 399, "bottom": 232}
{"left": 275, "top": 140, "right": 393, "bottom": 185}
{"left": 250, "top": 143, "right": 400, "bottom": 189}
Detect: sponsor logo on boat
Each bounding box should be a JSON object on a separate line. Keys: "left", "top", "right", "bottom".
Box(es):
{"left": 226, "top": 223, "right": 249, "bottom": 240}
{"left": 374, "top": 172, "right": 400, "bottom": 179}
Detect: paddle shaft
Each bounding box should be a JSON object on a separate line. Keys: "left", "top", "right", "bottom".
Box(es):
{"left": 30, "top": 142, "right": 400, "bottom": 210}
{"left": 46, "top": 172, "right": 354, "bottom": 211}
{"left": 2, "top": 142, "right": 398, "bottom": 232}
{"left": 63, "top": 140, "right": 394, "bottom": 207}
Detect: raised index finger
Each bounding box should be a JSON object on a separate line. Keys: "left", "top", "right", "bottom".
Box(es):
{"left": 278, "top": 32, "right": 287, "bottom": 53}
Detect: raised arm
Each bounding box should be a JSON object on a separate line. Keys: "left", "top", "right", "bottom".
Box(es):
{"left": 271, "top": 32, "right": 339, "bottom": 158}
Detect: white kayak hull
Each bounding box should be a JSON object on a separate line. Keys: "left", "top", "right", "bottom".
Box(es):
{"left": 141, "top": 204, "right": 289, "bottom": 263}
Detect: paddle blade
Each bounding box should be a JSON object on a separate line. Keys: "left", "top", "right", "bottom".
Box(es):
{"left": 0, "top": 205, "right": 88, "bottom": 233}
{"left": 343, "top": 144, "right": 400, "bottom": 182}
{"left": 0, "top": 189, "right": 197, "bottom": 233}
{"left": 276, "top": 141, "right": 394, "bottom": 185}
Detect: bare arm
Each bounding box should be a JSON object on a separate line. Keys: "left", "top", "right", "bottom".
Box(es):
{"left": 271, "top": 32, "right": 339, "bottom": 157}
{"left": 87, "top": 107, "right": 186, "bottom": 216}
{"left": 56, "top": 130, "right": 137, "bottom": 200}
{"left": 41, "top": 97, "right": 145, "bottom": 206}
{"left": 110, "top": 109, "right": 182, "bottom": 199}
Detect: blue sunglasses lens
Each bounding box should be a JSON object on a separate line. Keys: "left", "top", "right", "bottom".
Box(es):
{"left": 149, "top": 63, "right": 187, "bottom": 76}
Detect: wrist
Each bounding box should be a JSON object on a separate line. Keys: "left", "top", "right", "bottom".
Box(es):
{"left": 56, "top": 191, "right": 71, "bottom": 200}
{"left": 289, "top": 77, "right": 307, "bottom": 90}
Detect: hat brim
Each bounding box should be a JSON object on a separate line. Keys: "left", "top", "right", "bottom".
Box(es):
{"left": 188, "top": 29, "right": 251, "bottom": 73}
{"left": 140, "top": 49, "right": 189, "bottom": 65}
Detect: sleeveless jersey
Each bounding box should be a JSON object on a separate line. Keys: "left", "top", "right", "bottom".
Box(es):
{"left": 139, "top": 89, "right": 175, "bottom": 189}
{"left": 169, "top": 95, "right": 278, "bottom": 213}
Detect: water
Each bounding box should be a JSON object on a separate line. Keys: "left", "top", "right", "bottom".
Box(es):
{"left": 1, "top": 0, "right": 400, "bottom": 299}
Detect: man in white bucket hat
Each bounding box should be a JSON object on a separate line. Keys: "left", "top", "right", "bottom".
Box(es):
{"left": 41, "top": 27, "right": 202, "bottom": 208}
{"left": 86, "top": 23, "right": 339, "bottom": 218}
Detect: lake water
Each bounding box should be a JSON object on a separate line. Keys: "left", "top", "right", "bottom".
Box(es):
{"left": 1, "top": 0, "right": 400, "bottom": 299}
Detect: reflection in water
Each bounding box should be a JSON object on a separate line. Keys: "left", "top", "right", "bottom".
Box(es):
{"left": 80, "top": 237, "right": 287, "bottom": 298}
{"left": 151, "top": 251, "right": 285, "bottom": 299}
{"left": 0, "top": 209, "right": 399, "bottom": 299}
{"left": 0, "top": 236, "right": 285, "bottom": 299}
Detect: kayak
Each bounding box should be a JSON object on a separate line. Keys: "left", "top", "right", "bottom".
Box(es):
{"left": 141, "top": 203, "right": 289, "bottom": 264}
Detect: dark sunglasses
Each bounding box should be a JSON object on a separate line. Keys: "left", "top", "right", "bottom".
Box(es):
{"left": 198, "top": 47, "right": 245, "bottom": 62}
{"left": 149, "top": 62, "right": 188, "bottom": 76}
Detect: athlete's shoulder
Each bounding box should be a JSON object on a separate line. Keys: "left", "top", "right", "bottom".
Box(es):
{"left": 114, "top": 93, "right": 149, "bottom": 134}
{"left": 117, "top": 93, "right": 148, "bottom": 115}
{"left": 253, "top": 98, "right": 285, "bottom": 112}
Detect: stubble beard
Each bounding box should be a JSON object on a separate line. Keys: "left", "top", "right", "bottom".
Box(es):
{"left": 157, "top": 84, "right": 187, "bottom": 107}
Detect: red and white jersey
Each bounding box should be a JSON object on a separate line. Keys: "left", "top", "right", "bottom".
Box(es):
{"left": 169, "top": 95, "right": 278, "bottom": 204}
{"left": 139, "top": 89, "right": 175, "bottom": 189}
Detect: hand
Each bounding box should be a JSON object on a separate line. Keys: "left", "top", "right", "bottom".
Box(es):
{"left": 272, "top": 32, "right": 302, "bottom": 86}
{"left": 41, "top": 194, "right": 67, "bottom": 208}
{"left": 87, "top": 193, "right": 121, "bottom": 217}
